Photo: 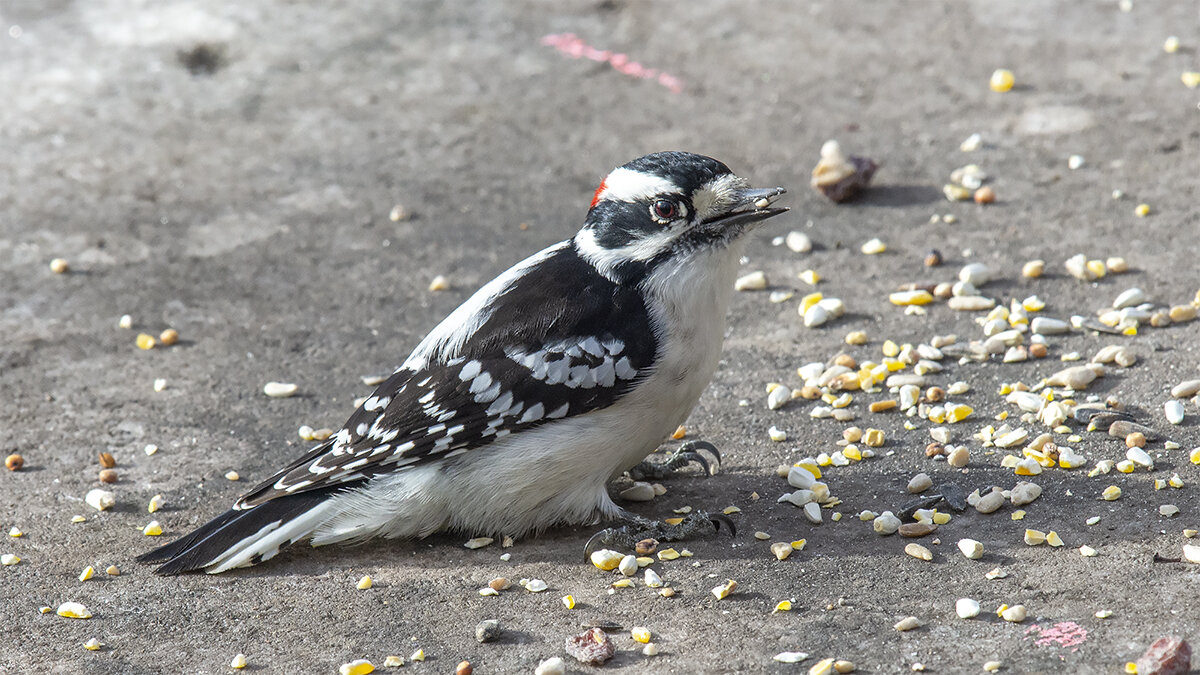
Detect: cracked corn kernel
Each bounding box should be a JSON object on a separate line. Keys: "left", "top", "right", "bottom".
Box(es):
{"left": 50, "top": 258, "right": 70, "bottom": 273}
{"left": 1190, "top": 448, "right": 1200, "bottom": 465}
{"left": 71, "top": 515, "right": 86, "bottom": 523}
{"left": 799, "top": 269, "right": 821, "bottom": 285}
{"left": 383, "top": 656, "right": 404, "bottom": 668}
{"left": 1, "top": 554, "right": 19, "bottom": 565}
{"left": 845, "top": 331, "right": 868, "bottom": 345}
{"left": 158, "top": 328, "right": 179, "bottom": 346}
{"left": 8, "top": 527, "right": 21, "bottom": 538}
{"left": 657, "top": 548, "right": 680, "bottom": 561}
{"left": 989, "top": 69, "right": 1014, "bottom": 92}
{"left": 861, "top": 238, "right": 887, "bottom": 255}
{"left": 225, "top": 471, "right": 240, "bottom": 481}
{"left": 671, "top": 425, "right": 686, "bottom": 440}
{"left": 340, "top": 660, "right": 375, "bottom": 675}
{"left": 148, "top": 494, "right": 163, "bottom": 513}
{"left": 773, "top": 600, "right": 793, "bottom": 613}
{"left": 711, "top": 579, "right": 737, "bottom": 600}
{"left": 631, "top": 627, "right": 652, "bottom": 644}
{"left": 57, "top": 602, "right": 92, "bottom": 619}
{"left": 230, "top": 654, "right": 248, "bottom": 669}
{"left": 1170, "top": 474, "right": 1184, "bottom": 488}
{"left": 1183, "top": 72, "right": 1200, "bottom": 88}
{"left": 83, "top": 638, "right": 102, "bottom": 651}
{"left": 1024, "top": 530, "right": 1046, "bottom": 546}
{"left": 894, "top": 616, "right": 920, "bottom": 632}
{"left": 1134, "top": 203, "right": 1150, "bottom": 217}
{"left": 945, "top": 403, "right": 973, "bottom": 423}
{"left": 136, "top": 333, "right": 156, "bottom": 350}
{"left": 105, "top": 565, "right": 119, "bottom": 576}
{"left": 143, "top": 521, "right": 162, "bottom": 536}
{"left": 1101, "top": 486, "right": 1122, "bottom": 501}
{"left": 1046, "top": 531, "right": 1064, "bottom": 547}
{"left": 1079, "top": 545, "right": 1098, "bottom": 557}
{"left": 863, "top": 429, "right": 885, "bottom": 447}
{"left": 5, "top": 454, "right": 23, "bottom": 471}
{"left": 79, "top": 566, "right": 95, "bottom": 582}
{"left": 561, "top": 595, "right": 576, "bottom": 609}
{"left": 356, "top": 575, "right": 373, "bottom": 590}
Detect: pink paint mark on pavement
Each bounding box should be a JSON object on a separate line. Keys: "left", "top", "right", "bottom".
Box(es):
{"left": 541, "top": 33, "right": 684, "bottom": 93}
{"left": 1025, "top": 622, "right": 1089, "bottom": 652}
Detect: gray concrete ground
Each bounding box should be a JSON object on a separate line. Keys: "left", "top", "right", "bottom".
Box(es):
{"left": 2, "top": 0, "right": 1199, "bottom": 673}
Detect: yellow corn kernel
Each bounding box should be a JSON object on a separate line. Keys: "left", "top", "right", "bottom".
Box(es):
{"left": 933, "top": 511, "right": 952, "bottom": 525}
{"left": 79, "top": 566, "right": 95, "bottom": 582}
{"left": 356, "top": 575, "right": 373, "bottom": 590}
{"left": 562, "top": 595, "right": 576, "bottom": 609}
{"left": 631, "top": 627, "right": 652, "bottom": 644}
{"left": 1125, "top": 662, "right": 1137, "bottom": 674}
{"left": 1023, "top": 296, "right": 1046, "bottom": 312}
{"left": 945, "top": 403, "right": 973, "bottom": 423}
{"left": 800, "top": 292, "right": 824, "bottom": 314}
{"left": 83, "top": 638, "right": 102, "bottom": 651}
{"left": 795, "top": 458, "right": 822, "bottom": 479}
{"left": 1011, "top": 510, "right": 1026, "bottom": 521}
{"left": 610, "top": 578, "right": 633, "bottom": 588}
{"left": 883, "top": 357, "right": 905, "bottom": 372}
{"left": 1134, "top": 203, "right": 1150, "bottom": 217}
{"left": 143, "top": 521, "right": 162, "bottom": 536}
{"left": 711, "top": 579, "right": 737, "bottom": 600}
{"left": 136, "top": 333, "right": 156, "bottom": 350}
{"left": 881, "top": 340, "right": 899, "bottom": 357}
{"left": 1046, "top": 531, "right": 1064, "bottom": 547}
{"left": 1190, "top": 448, "right": 1200, "bottom": 465}
{"left": 1087, "top": 259, "right": 1108, "bottom": 278}
{"left": 1024, "top": 529, "right": 1046, "bottom": 545}
{"left": 1170, "top": 474, "right": 1184, "bottom": 488}
{"left": 671, "top": 425, "right": 686, "bottom": 440}
{"left": 799, "top": 269, "right": 821, "bottom": 285}
{"left": 990, "top": 69, "right": 1014, "bottom": 92}
{"left": 657, "top": 548, "right": 680, "bottom": 561}
{"left": 998, "top": 383, "right": 1014, "bottom": 395}
{"left": 791, "top": 539, "right": 807, "bottom": 551}
{"left": 986, "top": 306, "right": 1010, "bottom": 322}
{"left": 863, "top": 429, "right": 885, "bottom": 447}
{"left": 1102, "top": 486, "right": 1122, "bottom": 501}
{"left": 1116, "top": 460, "right": 1135, "bottom": 474}
{"left": 773, "top": 600, "right": 793, "bottom": 613}
{"left": 339, "top": 660, "right": 375, "bottom": 675}
{"left": 843, "top": 446, "right": 862, "bottom": 461}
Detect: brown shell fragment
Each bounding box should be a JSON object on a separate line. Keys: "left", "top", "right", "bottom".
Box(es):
{"left": 1135, "top": 637, "right": 1192, "bottom": 675}
{"left": 566, "top": 627, "right": 616, "bottom": 665}
{"left": 811, "top": 140, "right": 878, "bottom": 203}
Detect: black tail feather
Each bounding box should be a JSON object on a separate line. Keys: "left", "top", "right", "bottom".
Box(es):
{"left": 137, "top": 492, "right": 333, "bottom": 575}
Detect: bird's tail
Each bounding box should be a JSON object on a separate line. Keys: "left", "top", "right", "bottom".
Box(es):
{"left": 136, "top": 492, "right": 339, "bottom": 575}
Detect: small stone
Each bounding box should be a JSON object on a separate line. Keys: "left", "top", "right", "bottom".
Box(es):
{"left": 1001, "top": 605, "right": 1027, "bottom": 622}
{"left": 619, "top": 482, "right": 656, "bottom": 502}
{"left": 907, "top": 473, "right": 933, "bottom": 493}
{"left": 49, "top": 258, "right": 70, "bottom": 274}
{"left": 1010, "top": 482, "right": 1042, "bottom": 506}
{"left": 475, "top": 619, "right": 501, "bottom": 643}
{"left": 1113, "top": 288, "right": 1146, "bottom": 309}
{"left": 535, "top": 657, "right": 567, "bottom": 675}
{"left": 899, "top": 523, "right": 937, "bottom": 538}
{"left": 975, "top": 491, "right": 1005, "bottom": 514}
{"left": 85, "top": 489, "right": 116, "bottom": 511}
{"left": 1135, "top": 637, "right": 1192, "bottom": 675}
{"left": 1160, "top": 505, "right": 1180, "bottom": 518}
{"left": 771, "top": 542, "right": 793, "bottom": 560}
{"left": 775, "top": 652, "right": 811, "bottom": 664}
{"left": 874, "top": 512, "right": 901, "bottom": 535}
{"left": 947, "top": 446, "right": 969, "bottom": 467}
{"left": 904, "top": 543, "right": 933, "bottom": 561}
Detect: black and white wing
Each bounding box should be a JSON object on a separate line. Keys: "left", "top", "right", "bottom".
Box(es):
{"left": 234, "top": 240, "right": 659, "bottom": 509}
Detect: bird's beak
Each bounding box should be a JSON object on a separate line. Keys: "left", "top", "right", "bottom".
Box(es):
{"left": 703, "top": 187, "right": 788, "bottom": 228}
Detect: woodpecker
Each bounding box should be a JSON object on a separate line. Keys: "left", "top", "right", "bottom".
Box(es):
{"left": 139, "top": 151, "right": 787, "bottom": 574}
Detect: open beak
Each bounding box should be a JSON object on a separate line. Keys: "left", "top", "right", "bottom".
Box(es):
{"left": 702, "top": 187, "right": 788, "bottom": 228}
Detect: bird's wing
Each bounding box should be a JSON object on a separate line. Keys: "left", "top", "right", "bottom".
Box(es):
{"left": 235, "top": 241, "right": 658, "bottom": 509}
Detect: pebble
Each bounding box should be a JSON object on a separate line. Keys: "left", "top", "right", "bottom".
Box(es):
{"left": 1110, "top": 421, "right": 1159, "bottom": 441}
{"left": 734, "top": 271, "right": 768, "bottom": 291}
{"left": 1160, "top": 505, "right": 1180, "bottom": 518}
{"left": 263, "top": 382, "right": 298, "bottom": 398}
{"left": 894, "top": 616, "right": 921, "bottom": 632}
{"left": 874, "top": 512, "right": 901, "bottom": 535}
{"left": 947, "top": 446, "right": 969, "bottom": 467}
{"left": 565, "top": 628, "right": 615, "bottom": 665}
{"left": 948, "top": 296, "right": 996, "bottom": 311}
{"left": 907, "top": 473, "right": 933, "bottom": 493}
{"left": 975, "top": 491, "right": 1005, "bottom": 514}
{"left": 786, "top": 231, "right": 813, "bottom": 253}
{"left": 958, "top": 539, "right": 984, "bottom": 559}
{"left": 905, "top": 543, "right": 933, "bottom": 561}
{"left": 771, "top": 542, "right": 793, "bottom": 561}
{"left": 804, "top": 502, "right": 822, "bottom": 524}
{"left": 1135, "top": 637, "right": 1192, "bottom": 675}
{"left": 899, "top": 523, "right": 937, "bottom": 538}
{"left": 956, "top": 597, "right": 982, "bottom": 618}
{"left": 1010, "top": 482, "right": 1042, "bottom": 506}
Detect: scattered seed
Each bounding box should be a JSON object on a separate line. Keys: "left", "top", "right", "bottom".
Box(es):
{"left": 339, "top": 659, "right": 375, "bottom": 675}
{"left": 136, "top": 333, "right": 157, "bottom": 350}
{"left": 989, "top": 68, "right": 1014, "bottom": 92}
{"left": 1000, "top": 604, "right": 1027, "bottom": 622}
{"left": 734, "top": 271, "right": 768, "bottom": 291}
{"left": 534, "top": 657, "right": 566, "bottom": 675}
{"left": 56, "top": 602, "right": 92, "bottom": 619}
{"left": 711, "top": 579, "right": 738, "bottom": 600}
{"left": 85, "top": 489, "right": 115, "bottom": 511}
{"left": 1, "top": 554, "right": 19, "bottom": 565}
{"left": 894, "top": 616, "right": 921, "bottom": 632}
{"left": 1102, "top": 486, "right": 1122, "bottom": 501}
{"left": 49, "top": 258, "right": 70, "bottom": 274}
{"left": 957, "top": 597, "right": 982, "bottom": 618}
{"left": 263, "top": 381, "right": 298, "bottom": 398}
{"left": 5, "top": 454, "right": 23, "bottom": 471}
{"left": 861, "top": 238, "right": 887, "bottom": 255}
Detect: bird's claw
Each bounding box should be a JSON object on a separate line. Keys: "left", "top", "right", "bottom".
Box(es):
{"left": 582, "top": 510, "right": 735, "bottom": 561}
{"left": 628, "top": 440, "right": 722, "bottom": 481}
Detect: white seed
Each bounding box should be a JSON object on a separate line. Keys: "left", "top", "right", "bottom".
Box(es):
{"left": 947, "top": 446, "right": 970, "bottom": 467}
{"left": 1112, "top": 287, "right": 1145, "bottom": 309}
{"left": 619, "top": 482, "right": 655, "bottom": 502}
{"left": 1001, "top": 604, "right": 1028, "bottom": 622}
{"left": 85, "top": 489, "right": 116, "bottom": 512}
{"left": 774, "top": 652, "right": 811, "bottom": 664}
{"left": 1079, "top": 545, "right": 1098, "bottom": 557}
{"left": 1165, "top": 400, "right": 1185, "bottom": 425}
{"left": 861, "top": 238, "right": 887, "bottom": 255}
{"left": 894, "top": 616, "right": 921, "bottom": 631}
{"left": 984, "top": 661, "right": 1003, "bottom": 672}
{"left": 734, "top": 271, "right": 768, "bottom": 291}
{"left": 144, "top": 444, "right": 158, "bottom": 456}
{"left": 905, "top": 543, "right": 933, "bottom": 561}
{"left": 768, "top": 426, "right": 787, "bottom": 442}
{"left": 534, "top": 657, "right": 566, "bottom": 675}
{"left": 644, "top": 568, "right": 664, "bottom": 588}
{"left": 960, "top": 133, "right": 983, "bottom": 152}
{"left": 1126, "top": 446, "right": 1154, "bottom": 469}
{"left": 874, "top": 511, "right": 901, "bottom": 535}
{"left": 1, "top": 554, "right": 19, "bottom": 565}
{"left": 1030, "top": 317, "right": 1070, "bottom": 335}
{"left": 56, "top": 602, "right": 92, "bottom": 619}
{"left": 956, "top": 597, "right": 982, "bottom": 618}
{"left": 767, "top": 385, "right": 790, "bottom": 410}
{"left": 958, "top": 263, "right": 991, "bottom": 286}
{"left": 803, "top": 304, "right": 831, "bottom": 327}
{"left": 464, "top": 537, "right": 494, "bottom": 549}
{"left": 1171, "top": 380, "right": 1200, "bottom": 398}
{"left": 803, "top": 501, "right": 822, "bottom": 524}
{"left": 785, "top": 231, "right": 813, "bottom": 253}
{"left": 957, "top": 539, "right": 984, "bottom": 560}
{"left": 788, "top": 467, "right": 816, "bottom": 489}
{"left": 947, "top": 295, "right": 996, "bottom": 311}
{"left": 262, "top": 381, "right": 298, "bottom": 398}
{"left": 523, "top": 578, "right": 548, "bottom": 592}
{"left": 1067, "top": 155, "right": 1085, "bottom": 170}
{"left": 1183, "top": 544, "right": 1200, "bottom": 564}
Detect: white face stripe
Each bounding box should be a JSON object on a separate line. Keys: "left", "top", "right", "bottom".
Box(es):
{"left": 574, "top": 226, "right": 678, "bottom": 279}
{"left": 595, "top": 167, "right": 681, "bottom": 205}
{"left": 691, "top": 173, "right": 747, "bottom": 223}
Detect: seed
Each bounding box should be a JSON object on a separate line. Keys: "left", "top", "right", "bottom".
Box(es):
{"left": 97, "top": 469, "right": 118, "bottom": 484}
{"left": 989, "top": 69, "right": 1015, "bottom": 92}
{"left": 907, "top": 473, "right": 933, "bottom": 493}
{"left": 618, "top": 554, "right": 638, "bottom": 576}
{"left": 1184, "top": 71, "right": 1200, "bottom": 88}
{"left": 5, "top": 454, "right": 23, "bottom": 471}
{"left": 1165, "top": 400, "right": 1185, "bottom": 425}
{"left": 1022, "top": 260, "right": 1045, "bottom": 278}
{"left": 631, "top": 627, "right": 652, "bottom": 644}
{"left": 135, "top": 333, "right": 156, "bottom": 350}
{"left": 1134, "top": 203, "right": 1150, "bottom": 217}
{"left": 958, "top": 539, "right": 984, "bottom": 560}
{"left": 56, "top": 602, "right": 92, "bottom": 619}
{"left": 768, "top": 426, "right": 787, "bottom": 442}
{"left": 904, "top": 543, "right": 933, "bottom": 561}
{"left": 947, "top": 446, "right": 969, "bottom": 467}
{"left": 1, "top": 554, "right": 19, "bottom": 565}
{"left": 657, "top": 548, "right": 680, "bottom": 561}
{"left": 158, "top": 328, "right": 180, "bottom": 346}
{"left": 590, "top": 549, "right": 623, "bottom": 571}
{"left": 85, "top": 489, "right": 115, "bottom": 511}
{"left": 1125, "top": 432, "right": 1147, "bottom": 449}
{"left": 799, "top": 269, "right": 821, "bottom": 285}
{"left": 711, "top": 579, "right": 737, "bottom": 600}
{"left": 894, "top": 616, "right": 921, "bottom": 632}
{"left": 786, "top": 231, "right": 813, "bottom": 253}
{"left": 339, "top": 659, "right": 375, "bottom": 675}
{"left": 956, "top": 597, "right": 982, "bottom": 618}
{"left": 455, "top": 662, "right": 472, "bottom": 675}
{"left": 356, "top": 574, "right": 373, "bottom": 590}
{"left": 1169, "top": 305, "right": 1197, "bottom": 323}
{"left": 890, "top": 290, "right": 934, "bottom": 306}
{"left": 49, "top": 258, "right": 70, "bottom": 274}
{"left": 845, "top": 331, "right": 868, "bottom": 346}
{"left": 973, "top": 187, "right": 995, "bottom": 204}
{"left": 863, "top": 429, "right": 884, "bottom": 447}
{"left": 143, "top": 521, "right": 163, "bottom": 536}
{"left": 83, "top": 638, "right": 102, "bottom": 651}
{"left": 1101, "top": 486, "right": 1122, "bottom": 501}
{"left": 734, "top": 271, "right": 768, "bottom": 291}
{"left": 263, "top": 381, "right": 298, "bottom": 398}
{"left": 1000, "top": 605, "right": 1027, "bottom": 622}
{"left": 860, "top": 238, "right": 887, "bottom": 255}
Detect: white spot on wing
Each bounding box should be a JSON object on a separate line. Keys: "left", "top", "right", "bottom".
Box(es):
{"left": 548, "top": 403, "right": 569, "bottom": 419}
{"left": 518, "top": 403, "right": 545, "bottom": 424}
{"left": 459, "top": 360, "right": 482, "bottom": 381}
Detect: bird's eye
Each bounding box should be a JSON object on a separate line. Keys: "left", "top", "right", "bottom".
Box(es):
{"left": 652, "top": 199, "right": 678, "bottom": 221}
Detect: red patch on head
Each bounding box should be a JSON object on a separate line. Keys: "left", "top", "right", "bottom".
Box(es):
{"left": 590, "top": 178, "right": 608, "bottom": 209}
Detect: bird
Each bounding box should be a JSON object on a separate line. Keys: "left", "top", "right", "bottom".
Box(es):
{"left": 139, "top": 151, "right": 787, "bottom": 574}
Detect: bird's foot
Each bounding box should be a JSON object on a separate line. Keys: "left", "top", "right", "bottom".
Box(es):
{"left": 628, "top": 440, "right": 721, "bottom": 481}
{"left": 583, "top": 509, "right": 735, "bottom": 560}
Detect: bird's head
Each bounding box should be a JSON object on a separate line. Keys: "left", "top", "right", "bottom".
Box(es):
{"left": 574, "top": 151, "right": 787, "bottom": 283}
